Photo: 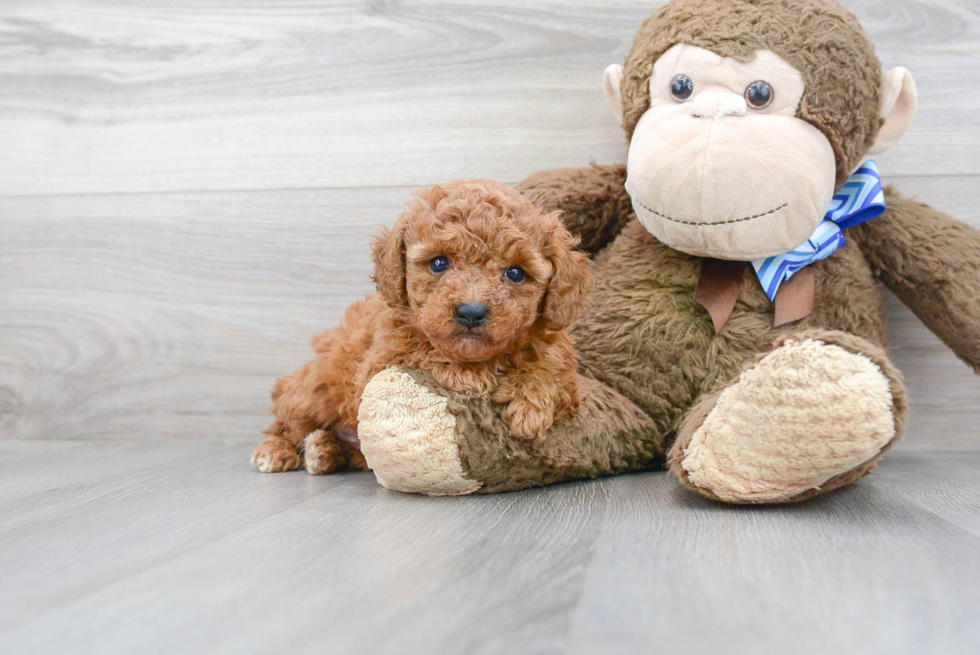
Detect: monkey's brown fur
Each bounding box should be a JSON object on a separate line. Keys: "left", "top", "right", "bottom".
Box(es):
{"left": 251, "top": 179, "right": 591, "bottom": 474}
{"left": 393, "top": 169, "right": 980, "bottom": 499}
{"left": 353, "top": 0, "right": 980, "bottom": 502}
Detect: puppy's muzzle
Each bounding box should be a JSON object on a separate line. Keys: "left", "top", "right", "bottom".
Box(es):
{"left": 455, "top": 303, "right": 488, "bottom": 329}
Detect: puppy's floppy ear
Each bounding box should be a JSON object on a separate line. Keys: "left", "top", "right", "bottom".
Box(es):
{"left": 372, "top": 185, "right": 446, "bottom": 307}
{"left": 371, "top": 220, "right": 409, "bottom": 307}
{"left": 541, "top": 212, "right": 592, "bottom": 331}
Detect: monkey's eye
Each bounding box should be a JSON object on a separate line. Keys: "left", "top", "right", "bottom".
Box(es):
{"left": 504, "top": 266, "right": 526, "bottom": 283}
{"left": 429, "top": 256, "right": 450, "bottom": 273}
{"left": 670, "top": 74, "right": 694, "bottom": 102}
{"left": 744, "top": 80, "right": 774, "bottom": 109}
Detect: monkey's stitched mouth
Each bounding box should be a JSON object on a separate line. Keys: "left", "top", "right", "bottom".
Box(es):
{"left": 635, "top": 199, "right": 788, "bottom": 226}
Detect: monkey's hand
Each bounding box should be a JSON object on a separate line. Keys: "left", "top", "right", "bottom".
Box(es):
{"left": 516, "top": 164, "right": 632, "bottom": 255}
{"left": 853, "top": 186, "right": 980, "bottom": 374}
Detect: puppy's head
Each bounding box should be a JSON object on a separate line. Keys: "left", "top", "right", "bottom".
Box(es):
{"left": 372, "top": 179, "right": 591, "bottom": 363}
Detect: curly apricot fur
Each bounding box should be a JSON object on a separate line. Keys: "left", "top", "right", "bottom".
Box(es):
{"left": 251, "top": 179, "right": 592, "bottom": 472}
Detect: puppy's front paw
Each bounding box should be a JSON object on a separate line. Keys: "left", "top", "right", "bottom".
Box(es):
{"left": 503, "top": 399, "right": 554, "bottom": 440}
{"left": 250, "top": 437, "right": 302, "bottom": 473}
{"left": 303, "top": 429, "right": 346, "bottom": 475}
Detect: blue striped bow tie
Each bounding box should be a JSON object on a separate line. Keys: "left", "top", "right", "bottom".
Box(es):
{"left": 751, "top": 161, "right": 886, "bottom": 301}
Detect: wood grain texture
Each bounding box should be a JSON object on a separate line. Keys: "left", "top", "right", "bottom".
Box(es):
{"left": 0, "top": 440, "right": 978, "bottom": 654}
{"left": 0, "top": 0, "right": 978, "bottom": 196}
{"left": 1, "top": 177, "right": 978, "bottom": 445}
{"left": 1, "top": 3, "right": 979, "bottom": 651}
{"left": 0, "top": 187, "right": 393, "bottom": 442}
{"left": 568, "top": 451, "right": 980, "bottom": 655}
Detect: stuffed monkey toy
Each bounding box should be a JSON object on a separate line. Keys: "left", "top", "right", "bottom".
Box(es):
{"left": 353, "top": 0, "right": 980, "bottom": 503}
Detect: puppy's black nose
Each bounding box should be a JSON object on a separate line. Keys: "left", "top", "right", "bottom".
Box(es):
{"left": 455, "top": 303, "right": 488, "bottom": 328}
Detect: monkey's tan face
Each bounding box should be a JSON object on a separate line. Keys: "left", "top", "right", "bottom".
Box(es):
{"left": 623, "top": 45, "right": 837, "bottom": 261}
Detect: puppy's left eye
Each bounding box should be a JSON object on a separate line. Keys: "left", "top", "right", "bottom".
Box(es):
{"left": 429, "top": 256, "right": 450, "bottom": 273}
{"left": 504, "top": 266, "right": 526, "bottom": 283}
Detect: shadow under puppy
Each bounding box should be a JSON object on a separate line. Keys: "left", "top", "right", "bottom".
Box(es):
{"left": 251, "top": 179, "right": 592, "bottom": 475}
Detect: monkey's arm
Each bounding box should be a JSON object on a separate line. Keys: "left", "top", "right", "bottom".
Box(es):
{"left": 852, "top": 186, "right": 980, "bottom": 373}
{"left": 516, "top": 164, "right": 632, "bottom": 254}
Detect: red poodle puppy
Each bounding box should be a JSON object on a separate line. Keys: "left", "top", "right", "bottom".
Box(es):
{"left": 251, "top": 179, "right": 592, "bottom": 475}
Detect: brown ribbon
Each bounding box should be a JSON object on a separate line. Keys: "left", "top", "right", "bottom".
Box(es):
{"left": 773, "top": 266, "right": 815, "bottom": 327}
{"left": 695, "top": 258, "right": 815, "bottom": 333}
{"left": 694, "top": 258, "right": 746, "bottom": 335}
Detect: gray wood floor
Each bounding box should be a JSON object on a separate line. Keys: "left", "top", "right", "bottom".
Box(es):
{"left": 2, "top": 440, "right": 980, "bottom": 654}
{"left": 2, "top": 1, "right": 979, "bottom": 653}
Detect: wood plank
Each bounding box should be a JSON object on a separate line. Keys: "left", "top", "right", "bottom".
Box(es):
{"left": 0, "top": 441, "right": 977, "bottom": 654}
{"left": 873, "top": 441, "right": 980, "bottom": 538}
{"left": 0, "top": 187, "right": 399, "bottom": 442}
{"left": 0, "top": 439, "right": 232, "bottom": 508}
{"left": 567, "top": 457, "right": 980, "bottom": 655}
{"left": 2, "top": 178, "right": 979, "bottom": 445}
{"left": 0, "top": 0, "right": 977, "bottom": 196}
{"left": 888, "top": 292, "right": 980, "bottom": 443}
{"left": 0, "top": 440, "right": 352, "bottom": 630}
{"left": 0, "top": 440, "right": 610, "bottom": 652}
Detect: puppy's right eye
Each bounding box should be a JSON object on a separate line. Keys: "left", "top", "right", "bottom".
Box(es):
{"left": 504, "top": 266, "right": 526, "bottom": 283}
{"left": 429, "top": 256, "right": 450, "bottom": 273}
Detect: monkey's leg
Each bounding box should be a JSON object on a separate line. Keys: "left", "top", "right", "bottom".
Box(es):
{"left": 668, "top": 330, "right": 908, "bottom": 504}
{"left": 356, "top": 367, "right": 665, "bottom": 495}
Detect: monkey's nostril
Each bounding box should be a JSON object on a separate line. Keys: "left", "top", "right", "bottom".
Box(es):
{"left": 455, "top": 303, "right": 488, "bottom": 328}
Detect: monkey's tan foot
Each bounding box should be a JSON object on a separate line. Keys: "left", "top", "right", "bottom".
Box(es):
{"left": 358, "top": 368, "right": 482, "bottom": 495}
{"left": 250, "top": 436, "right": 303, "bottom": 473}
{"left": 302, "top": 429, "right": 347, "bottom": 475}
{"left": 669, "top": 330, "right": 908, "bottom": 504}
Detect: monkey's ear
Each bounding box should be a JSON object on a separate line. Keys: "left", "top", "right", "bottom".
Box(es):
{"left": 867, "top": 67, "right": 917, "bottom": 156}
{"left": 603, "top": 64, "right": 625, "bottom": 122}
{"left": 371, "top": 218, "right": 410, "bottom": 308}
